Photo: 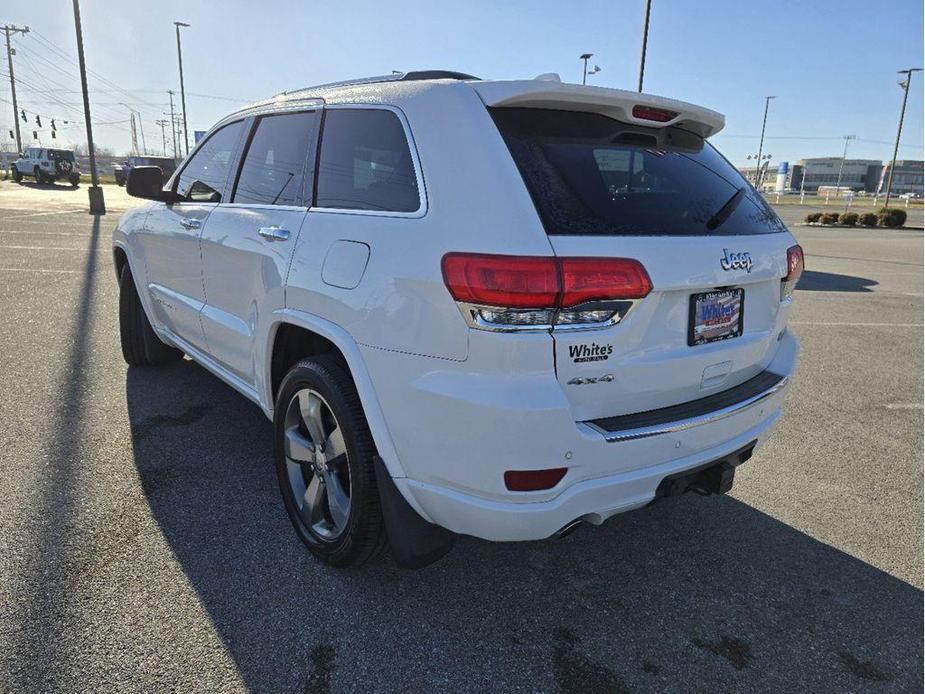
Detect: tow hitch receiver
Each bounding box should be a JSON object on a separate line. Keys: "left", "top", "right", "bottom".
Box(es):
{"left": 654, "top": 441, "right": 756, "bottom": 500}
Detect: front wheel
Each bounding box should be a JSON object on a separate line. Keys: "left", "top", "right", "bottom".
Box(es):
{"left": 69, "top": 175, "right": 79, "bottom": 187}
{"left": 118, "top": 263, "right": 183, "bottom": 366}
{"left": 274, "top": 357, "right": 387, "bottom": 567}
{"left": 11, "top": 166, "right": 21, "bottom": 183}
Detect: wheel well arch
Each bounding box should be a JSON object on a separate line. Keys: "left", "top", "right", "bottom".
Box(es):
{"left": 270, "top": 322, "right": 351, "bottom": 402}
{"left": 112, "top": 245, "right": 128, "bottom": 281}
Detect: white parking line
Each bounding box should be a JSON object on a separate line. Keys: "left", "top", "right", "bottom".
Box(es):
{"left": 884, "top": 403, "right": 923, "bottom": 410}
{"left": 0, "top": 209, "right": 92, "bottom": 219}
{"left": 0, "top": 267, "right": 82, "bottom": 274}
{"left": 0, "top": 229, "right": 89, "bottom": 237}
{"left": 790, "top": 321, "right": 924, "bottom": 327}
{"left": 0, "top": 267, "right": 96, "bottom": 274}
{"left": 0, "top": 244, "right": 107, "bottom": 252}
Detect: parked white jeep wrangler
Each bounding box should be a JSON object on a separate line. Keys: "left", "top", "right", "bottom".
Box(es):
{"left": 113, "top": 71, "right": 801, "bottom": 568}
{"left": 11, "top": 146, "right": 81, "bottom": 186}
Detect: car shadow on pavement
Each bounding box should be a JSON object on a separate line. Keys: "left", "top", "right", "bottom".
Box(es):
{"left": 10, "top": 180, "right": 81, "bottom": 191}
{"left": 125, "top": 362, "right": 922, "bottom": 693}
{"left": 797, "top": 270, "right": 878, "bottom": 292}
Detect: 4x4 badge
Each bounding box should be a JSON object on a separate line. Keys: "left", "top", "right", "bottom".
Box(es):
{"left": 568, "top": 374, "right": 614, "bottom": 386}
{"left": 720, "top": 248, "right": 753, "bottom": 273}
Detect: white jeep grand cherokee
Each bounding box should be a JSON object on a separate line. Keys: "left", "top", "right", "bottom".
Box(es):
{"left": 113, "top": 71, "right": 802, "bottom": 568}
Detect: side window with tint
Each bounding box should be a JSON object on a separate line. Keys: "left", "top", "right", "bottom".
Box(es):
{"left": 175, "top": 120, "right": 245, "bottom": 203}
{"left": 316, "top": 109, "right": 420, "bottom": 213}
{"left": 233, "top": 111, "right": 317, "bottom": 206}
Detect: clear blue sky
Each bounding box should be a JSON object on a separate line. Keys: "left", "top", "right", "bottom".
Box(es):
{"left": 3, "top": 0, "right": 922, "bottom": 167}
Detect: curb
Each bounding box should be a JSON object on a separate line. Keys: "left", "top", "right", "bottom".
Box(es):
{"left": 798, "top": 223, "right": 924, "bottom": 231}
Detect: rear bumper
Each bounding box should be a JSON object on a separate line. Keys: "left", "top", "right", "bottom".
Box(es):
{"left": 400, "top": 407, "right": 782, "bottom": 541}
{"left": 366, "top": 330, "right": 798, "bottom": 541}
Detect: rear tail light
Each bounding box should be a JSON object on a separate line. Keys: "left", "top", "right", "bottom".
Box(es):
{"left": 441, "top": 254, "right": 558, "bottom": 308}
{"left": 504, "top": 467, "right": 567, "bottom": 492}
{"left": 442, "top": 253, "right": 651, "bottom": 330}
{"left": 781, "top": 244, "right": 804, "bottom": 301}
{"left": 560, "top": 258, "right": 652, "bottom": 306}
{"left": 632, "top": 105, "right": 679, "bottom": 122}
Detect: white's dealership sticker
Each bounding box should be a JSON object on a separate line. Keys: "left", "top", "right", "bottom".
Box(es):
{"left": 568, "top": 342, "right": 613, "bottom": 363}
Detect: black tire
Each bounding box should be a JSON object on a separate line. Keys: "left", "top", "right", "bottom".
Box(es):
{"left": 118, "top": 263, "right": 183, "bottom": 366}
{"left": 11, "top": 166, "right": 21, "bottom": 183}
{"left": 274, "top": 356, "right": 387, "bottom": 567}
{"left": 69, "top": 175, "right": 79, "bottom": 187}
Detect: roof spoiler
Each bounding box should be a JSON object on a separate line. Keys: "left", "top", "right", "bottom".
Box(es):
{"left": 471, "top": 80, "right": 725, "bottom": 139}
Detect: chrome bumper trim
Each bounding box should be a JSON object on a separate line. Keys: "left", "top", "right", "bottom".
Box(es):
{"left": 583, "top": 374, "right": 790, "bottom": 443}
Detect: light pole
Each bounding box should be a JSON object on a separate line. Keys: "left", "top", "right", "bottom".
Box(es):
{"left": 174, "top": 21, "right": 190, "bottom": 156}
{"left": 2, "top": 24, "right": 29, "bottom": 154}
{"left": 754, "top": 95, "right": 776, "bottom": 186}
{"left": 833, "top": 135, "right": 856, "bottom": 197}
{"left": 580, "top": 53, "right": 592, "bottom": 85}
{"left": 883, "top": 68, "right": 922, "bottom": 208}
{"left": 72, "top": 0, "right": 104, "bottom": 214}
{"left": 638, "top": 0, "right": 652, "bottom": 92}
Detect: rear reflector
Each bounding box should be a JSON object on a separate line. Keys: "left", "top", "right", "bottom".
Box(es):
{"left": 632, "top": 105, "right": 679, "bottom": 122}
{"left": 441, "top": 254, "right": 651, "bottom": 309}
{"left": 504, "top": 468, "right": 567, "bottom": 491}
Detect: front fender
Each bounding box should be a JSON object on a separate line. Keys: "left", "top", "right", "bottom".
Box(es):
{"left": 264, "top": 308, "right": 408, "bottom": 481}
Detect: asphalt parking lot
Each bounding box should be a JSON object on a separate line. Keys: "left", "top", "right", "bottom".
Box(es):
{"left": 0, "top": 182, "right": 921, "bottom": 692}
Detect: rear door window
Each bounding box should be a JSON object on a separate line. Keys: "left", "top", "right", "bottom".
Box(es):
{"left": 175, "top": 120, "right": 246, "bottom": 203}
{"left": 233, "top": 111, "right": 318, "bottom": 206}
{"left": 315, "top": 109, "right": 420, "bottom": 213}
{"left": 491, "top": 107, "right": 786, "bottom": 236}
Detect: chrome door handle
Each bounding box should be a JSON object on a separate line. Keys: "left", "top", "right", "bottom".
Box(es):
{"left": 179, "top": 218, "right": 202, "bottom": 230}
{"left": 257, "top": 226, "right": 291, "bottom": 241}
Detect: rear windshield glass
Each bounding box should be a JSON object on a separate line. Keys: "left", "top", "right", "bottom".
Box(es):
{"left": 49, "top": 150, "right": 75, "bottom": 162}
{"left": 491, "top": 108, "right": 786, "bottom": 236}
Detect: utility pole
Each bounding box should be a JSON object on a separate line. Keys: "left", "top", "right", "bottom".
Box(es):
{"left": 637, "top": 0, "right": 652, "bottom": 92}
{"left": 754, "top": 95, "right": 776, "bottom": 186}
{"left": 120, "top": 102, "right": 146, "bottom": 154}
{"left": 580, "top": 53, "right": 592, "bottom": 85}
{"left": 2, "top": 24, "right": 29, "bottom": 153}
{"left": 167, "top": 90, "right": 178, "bottom": 158}
{"left": 129, "top": 112, "right": 138, "bottom": 155}
{"left": 174, "top": 21, "right": 190, "bottom": 156}
{"left": 833, "top": 135, "right": 856, "bottom": 196}
{"left": 72, "top": 0, "right": 104, "bottom": 214}
{"left": 155, "top": 118, "right": 168, "bottom": 156}
{"left": 883, "top": 68, "right": 922, "bottom": 209}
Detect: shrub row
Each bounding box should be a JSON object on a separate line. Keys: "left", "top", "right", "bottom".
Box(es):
{"left": 805, "top": 208, "right": 906, "bottom": 227}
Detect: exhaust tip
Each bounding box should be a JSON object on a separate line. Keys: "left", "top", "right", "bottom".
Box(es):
{"left": 554, "top": 519, "right": 584, "bottom": 539}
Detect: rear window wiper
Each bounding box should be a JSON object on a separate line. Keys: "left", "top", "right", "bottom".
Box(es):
{"left": 706, "top": 186, "right": 746, "bottom": 232}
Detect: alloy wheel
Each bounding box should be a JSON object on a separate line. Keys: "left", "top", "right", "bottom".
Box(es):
{"left": 282, "top": 388, "right": 352, "bottom": 541}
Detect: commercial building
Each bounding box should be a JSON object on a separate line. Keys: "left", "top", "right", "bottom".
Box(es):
{"left": 737, "top": 157, "right": 924, "bottom": 196}
{"left": 792, "top": 158, "right": 882, "bottom": 193}
{"left": 881, "top": 160, "right": 923, "bottom": 195}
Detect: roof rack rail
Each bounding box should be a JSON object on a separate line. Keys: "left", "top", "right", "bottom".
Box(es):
{"left": 277, "top": 70, "right": 479, "bottom": 98}
{"left": 399, "top": 70, "right": 479, "bottom": 81}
